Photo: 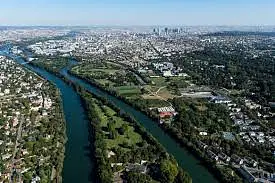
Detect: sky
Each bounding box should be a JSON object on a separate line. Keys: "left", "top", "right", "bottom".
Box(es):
{"left": 0, "top": 0, "right": 275, "bottom": 26}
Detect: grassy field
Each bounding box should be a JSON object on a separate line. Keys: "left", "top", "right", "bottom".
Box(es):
{"left": 149, "top": 76, "right": 189, "bottom": 98}
{"left": 72, "top": 63, "right": 192, "bottom": 111}
{"left": 143, "top": 85, "right": 174, "bottom": 100}
{"left": 93, "top": 102, "right": 142, "bottom": 150}
{"left": 105, "top": 125, "right": 142, "bottom": 149}
{"left": 150, "top": 77, "right": 167, "bottom": 86}
{"left": 115, "top": 86, "right": 141, "bottom": 97}
{"left": 96, "top": 79, "right": 116, "bottom": 87}
{"left": 72, "top": 66, "right": 118, "bottom": 75}
{"left": 144, "top": 85, "right": 159, "bottom": 93}
{"left": 88, "top": 68, "right": 118, "bottom": 74}
{"left": 151, "top": 76, "right": 188, "bottom": 87}
{"left": 156, "top": 87, "right": 174, "bottom": 99}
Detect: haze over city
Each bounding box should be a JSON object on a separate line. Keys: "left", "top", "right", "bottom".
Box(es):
{"left": 1, "top": 0, "right": 275, "bottom": 26}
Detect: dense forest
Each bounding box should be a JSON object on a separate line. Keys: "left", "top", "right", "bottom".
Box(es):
{"left": 171, "top": 46, "right": 275, "bottom": 105}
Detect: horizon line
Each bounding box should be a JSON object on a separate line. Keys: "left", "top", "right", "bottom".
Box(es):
{"left": 1, "top": 24, "right": 275, "bottom": 27}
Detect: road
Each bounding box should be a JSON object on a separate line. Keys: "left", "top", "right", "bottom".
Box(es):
{"left": 9, "top": 116, "right": 24, "bottom": 183}
{"left": 0, "top": 92, "right": 34, "bottom": 101}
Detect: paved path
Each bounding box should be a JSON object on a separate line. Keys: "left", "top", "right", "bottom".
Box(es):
{"left": 144, "top": 87, "right": 172, "bottom": 107}
{"left": 155, "top": 86, "right": 167, "bottom": 95}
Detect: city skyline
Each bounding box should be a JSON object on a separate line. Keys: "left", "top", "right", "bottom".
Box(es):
{"left": 0, "top": 0, "right": 275, "bottom": 26}
{"left": 1, "top": 3, "right": 275, "bottom": 182}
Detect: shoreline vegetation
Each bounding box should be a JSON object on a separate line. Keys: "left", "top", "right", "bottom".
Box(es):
{"left": 25, "top": 56, "right": 218, "bottom": 182}
{"left": 20, "top": 47, "right": 247, "bottom": 182}
{"left": 50, "top": 88, "right": 67, "bottom": 183}
{"left": 0, "top": 56, "right": 66, "bottom": 182}
{"left": 24, "top": 64, "right": 67, "bottom": 183}
{"left": 66, "top": 64, "right": 242, "bottom": 183}
{"left": 78, "top": 86, "right": 192, "bottom": 183}
{"left": 24, "top": 56, "right": 193, "bottom": 182}
{"left": 8, "top": 27, "right": 274, "bottom": 183}
{"left": 66, "top": 70, "right": 239, "bottom": 183}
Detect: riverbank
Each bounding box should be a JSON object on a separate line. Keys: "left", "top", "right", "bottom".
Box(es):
{"left": 0, "top": 54, "right": 66, "bottom": 182}
{"left": 16, "top": 53, "right": 219, "bottom": 183}
{"left": 0, "top": 49, "right": 95, "bottom": 183}
{"left": 62, "top": 64, "right": 220, "bottom": 183}
{"left": 27, "top": 56, "right": 193, "bottom": 182}
{"left": 67, "top": 69, "right": 240, "bottom": 183}
{"left": 78, "top": 87, "right": 192, "bottom": 183}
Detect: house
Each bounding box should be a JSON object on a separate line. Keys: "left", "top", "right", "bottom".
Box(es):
{"left": 258, "top": 138, "right": 265, "bottom": 143}
{"left": 41, "top": 110, "right": 47, "bottom": 116}
{"left": 249, "top": 132, "right": 256, "bottom": 137}
{"left": 2, "top": 153, "right": 12, "bottom": 160}
{"left": 231, "top": 154, "right": 244, "bottom": 165}
{"left": 178, "top": 73, "right": 189, "bottom": 77}
{"left": 157, "top": 106, "right": 177, "bottom": 119}
{"left": 163, "top": 70, "right": 173, "bottom": 77}
{"left": 210, "top": 96, "right": 231, "bottom": 104}
{"left": 31, "top": 176, "right": 41, "bottom": 183}
{"left": 232, "top": 108, "right": 242, "bottom": 113}
{"left": 126, "top": 163, "right": 147, "bottom": 174}
{"left": 111, "top": 163, "right": 123, "bottom": 168}
{"left": 4, "top": 89, "right": 10, "bottom": 95}
{"left": 223, "top": 132, "right": 235, "bottom": 141}
{"left": 233, "top": 119, "right": 244, "bottom": 126}
{"left": 197, "top": 141, "right": 208, "bottom": 150}
{"left": 258, "top": 132, "right": 264, "bottom": 137}
{"left": 218, "top": 153, "right": 231, "bottom": 163}
{"left": 107, "top": 150, "right": 116, "bottom": 158}
{"left": 199, "top": 132, "right": 208, "bottom": 136}
{"left": 244, "top": 158, "right": 258, "bottom": 167}
{"left": 243, "top": 135, "right": 251, "bottom": 143}
{"left": 207, "top": 150, "right": 219, "bottom": 162}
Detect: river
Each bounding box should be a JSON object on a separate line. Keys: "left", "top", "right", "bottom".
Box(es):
{"left": 0, "top": 45, "right": 219, "bottom": 183}
{"left": 0, "top": 46, "right": 93, "bottom": 183}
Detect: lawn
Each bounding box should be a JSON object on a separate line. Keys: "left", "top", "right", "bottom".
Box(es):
{"left": 105, "top": 125, "right": 142, "bottom": 149}
{"left": 144, "top": 85, "right": 159, "bottom": 93}
{"left": 95, "top": 103, "right": 143, "bottom": 150}
{"left": 115, "top": 86, "right": 141, "bottom": 96}
{"left": 150, "top": 77, "right": 167, "bottom": 86}
{"left": 96, "top": 79, "right": 115, "bottom": 87}
{"left": 102, "top": 106, "right": 117, "bottom": 117}
{"left": 151, "top": 76, "right": 189, "bottom": 88}
{"left": 87, "top": 68, "right": 118, "bottom": 74}
{"left": 157, "top": 87, "right": 174, "bottom": 100}
{"left": 72, "top": 64, "right": 119, "bottom": 75}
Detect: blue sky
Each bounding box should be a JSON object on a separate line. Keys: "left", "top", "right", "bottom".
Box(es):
{"left": 0, "top": 0, "right": 275, "bottom": 26}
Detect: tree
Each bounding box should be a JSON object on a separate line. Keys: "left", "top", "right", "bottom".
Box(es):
{"left": 0, "top": 118, "right": 5, "bottom": 126}
{"left": 174, "top": 169, "right": 192, "bottom": 183}
{"left": 120, "top": 123, "right": 129, "bottom": 136}
{"left": 125, "top": 172, "right": 152, "bottom": 183}
{"left": 23, "top": 172, "right": 33, "bottom": 182}
{"left": 107, "top": 122, "right": 118, "bottom": 139}
{"left": 159, "top": 160, "right": 178, "bottom": 183}
{"left": 0, "top": 160, "right": 4, "bottom": 172}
